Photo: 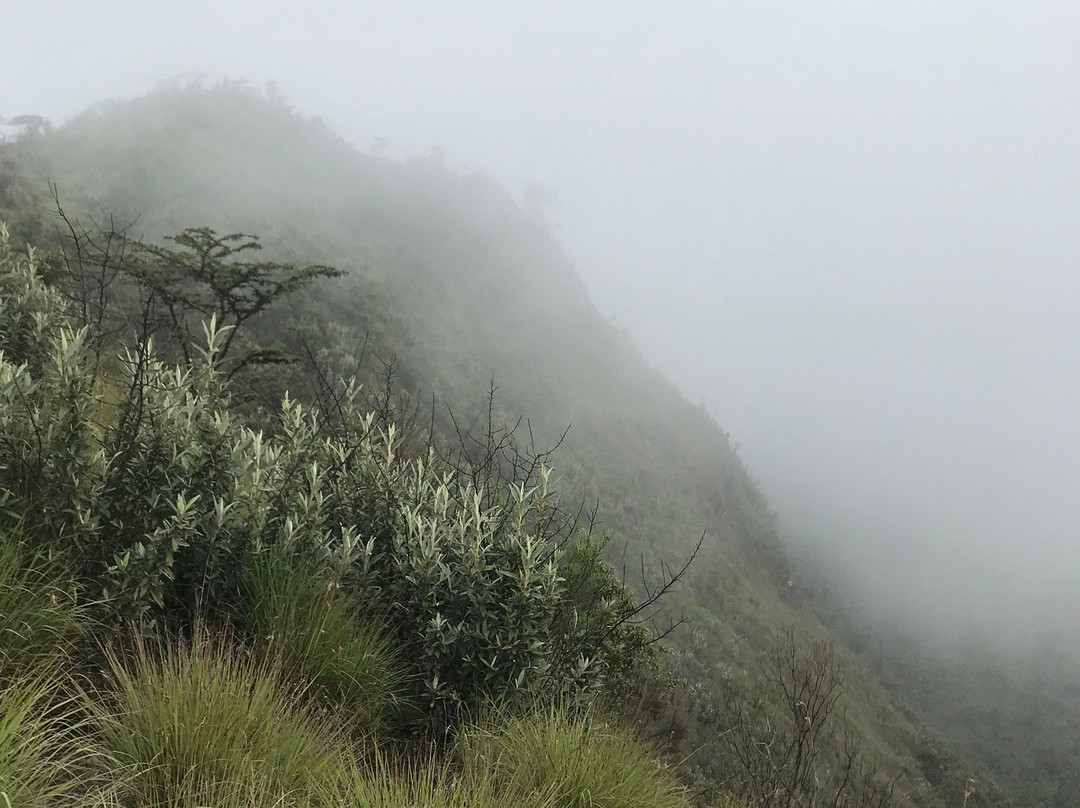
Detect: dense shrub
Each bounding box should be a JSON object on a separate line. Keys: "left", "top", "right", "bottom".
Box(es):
{"left": 0, "top": 258, "right": 103, "bottom": 562}
{"left": 552, "top": 535, "right": 662, "bottom": 708}
{"left": 357, "top": 450, "right": 565, "bottom": 722}
{"left": 255, "top": 389, "right": 614, "bottom": 726}
{"left": 0, "top": 221, "right": 69, "bottom": 370}
{"left": 0, "top": 220, "right": 655, "bottom": 729}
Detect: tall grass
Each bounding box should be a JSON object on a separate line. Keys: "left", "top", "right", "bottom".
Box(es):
{"left": 89, "top": 631, "right": 347, "bottom": 807}
{"left": 332, "top": 750, "right": 556, "bottom": 808}
{"left": 458, "top": 706, "right": 691, "bottom": 808}
{"left": 0, "top": 673, "right": 110, "bottom": 807}
{"left": 240, "top": 547, "right": 408, "bottom": 733}
{"left": 0, "top": 531, "right": 83, "bottom": 683}
{"left": 0, "top": 531, "right": 108, "bottom": 805}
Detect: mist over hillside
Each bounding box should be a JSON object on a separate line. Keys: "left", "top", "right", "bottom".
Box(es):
{"left": 4, "top": 4, "right": 1080, "bottom": 805}
{"left": 8, "top": 2, "right": 1080, "bottom": 658}
{"left": 2, "top": 82, "right": 978, "bottom": 806}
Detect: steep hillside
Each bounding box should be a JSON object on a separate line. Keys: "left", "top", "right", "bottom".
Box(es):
{"left": 2, "top": 82, "right": 1004, "bottom": 806}
{"left": 809, "top": 582, "right": 1080, "bottom": 808}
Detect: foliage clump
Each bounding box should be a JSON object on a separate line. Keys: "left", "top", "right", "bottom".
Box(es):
{"left": 0, "top": 213, "right": 696, "bottom": 808}
{"left": 0, "top": 220, "right": 655, "bottom": 732}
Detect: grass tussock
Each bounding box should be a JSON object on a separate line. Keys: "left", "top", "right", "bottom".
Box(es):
{"left": 240, "top": 547, "right": 408, "bottom": 732}
{"left": 332, "top": 751, "right": 553, "bottom": 808}
{"left": 89, "top": 631, "right": 347, "bottom": 807}
{"left": 0, "top": 673, "right": 112, "bottom": 807}
{"left": 458, "top": 707, "right": 691, "bottom": 808}
{"left": 0, "top": 532, "right": 83, "bottom": 683}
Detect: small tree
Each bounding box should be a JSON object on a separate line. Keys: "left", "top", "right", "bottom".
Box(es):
{"left": 126, "top": 227, "right": 341, "bottom": 372}
{"left": 725, "top": 630, "right": 899, "bottom": 808}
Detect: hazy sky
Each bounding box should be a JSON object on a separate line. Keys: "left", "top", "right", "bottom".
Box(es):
{"left": 6, "top": 1, "right": 1080, "bottom": 646}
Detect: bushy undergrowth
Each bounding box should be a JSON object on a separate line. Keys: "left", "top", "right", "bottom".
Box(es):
{"left": 0, "top": 219, "right": 701, "bottom": 806}
{"left": 0, "top": 222, "right": 655, "bottom": 728}
{"left": 0, "top": 222, "right": 69, "bottom": 371}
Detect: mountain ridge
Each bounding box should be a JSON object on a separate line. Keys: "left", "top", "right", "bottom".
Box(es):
{"left": 1, "top": 80, "right": 1005, "bottom": 807}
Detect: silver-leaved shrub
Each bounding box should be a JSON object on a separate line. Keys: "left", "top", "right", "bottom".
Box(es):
{"left": 0, "top": 222, "right": 651, "bottom": 726}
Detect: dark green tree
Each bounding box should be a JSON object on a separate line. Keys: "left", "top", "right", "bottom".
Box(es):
{"left": 128, "top": 227, "right": 342, "bottom": 373}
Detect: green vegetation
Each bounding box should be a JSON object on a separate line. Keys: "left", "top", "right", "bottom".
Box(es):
{"left": 122, "top": 226, "right": 342, "bottom": 371}
{"left": 0, "top": 534, "right": 83, "bottom": 683}
{"left": 330, "top": 754, "right": 556, "bottom": 808}
{"left": 0, "top": 670, "right": 105, "bottom": 806}
{"left": 0, "top": 80, "right": 1031, "bottom": 806}
{"left": 0, "top": 212, "right": 692, "bottom": 804}
{"left": 91, "top": 633, "right": 344, "bottom": 805}
{"left": 239, "top": 547, "right": 403, "bottom": 732}
{"left": 458, "top": 707, "right": 690, "bottom": 808}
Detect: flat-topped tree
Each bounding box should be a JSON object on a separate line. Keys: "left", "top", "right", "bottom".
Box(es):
{"left": 7, "top": 115, "right": 52, "bottom": 136}
{"left": 129, "top": 227, "right": 342, "bottom": 372}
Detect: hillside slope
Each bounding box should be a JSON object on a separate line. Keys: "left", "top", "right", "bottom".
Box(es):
{"left": 2, "top": 82, "right": 1004, "bottom": 807}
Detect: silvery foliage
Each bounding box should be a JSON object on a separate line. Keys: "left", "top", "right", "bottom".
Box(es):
{"left": 0, "top": 223, "right": 626, "bottom": 721}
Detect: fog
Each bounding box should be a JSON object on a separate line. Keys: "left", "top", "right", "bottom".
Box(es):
{"left": 7, "top": 2, "right": 1080, "bottom": 652}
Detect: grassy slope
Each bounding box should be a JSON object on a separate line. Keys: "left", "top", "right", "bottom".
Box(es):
{"left": 5, "top": 83, "right": 1003, "bottom": 806}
